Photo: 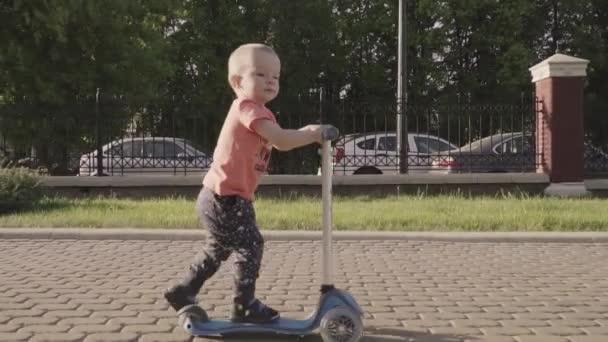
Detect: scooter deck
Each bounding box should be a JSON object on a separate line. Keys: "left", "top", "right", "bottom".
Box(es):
{"left": 179, "top": 289, "right": 363, "bottom": 338}
{"left": 185, "top": 314, "right": 317, "bottom": 336}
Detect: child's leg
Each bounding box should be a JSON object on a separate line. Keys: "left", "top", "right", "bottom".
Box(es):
{"left": 164, "top": 236, "right": 231, "bottom": 311}
{"left": 232, "top": 225, "right": 264, "bottom": 304}
{"left": 227, "top": 197, "right": 279, "bottom": 323}
{"left": 186, "top": 188, "right": 236, "bottom": 290}
{"left": 181, "top": 238, "right": 232, "bottom": 294}
{"left": 164, "top": 188, "right": 232, "bottom": 311}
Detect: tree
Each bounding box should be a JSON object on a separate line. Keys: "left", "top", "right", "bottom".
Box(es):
{"left": 0, "top": 0, "right": 174, "bottom": 174}
{"left": 1, "top": 0, "right": 607, "bottom": 174}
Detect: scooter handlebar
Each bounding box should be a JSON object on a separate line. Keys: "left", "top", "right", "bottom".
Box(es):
{"left": 321, "top": 125, "right": 339, "bottom": 142}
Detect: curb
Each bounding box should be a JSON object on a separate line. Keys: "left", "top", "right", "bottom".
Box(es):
{"left": 42, "top": 173, "right": 551, "bottom": 187}
{"left": 1, "top": 228, "right": 608, "bottom": 243}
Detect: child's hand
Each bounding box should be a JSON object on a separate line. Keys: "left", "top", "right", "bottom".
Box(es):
{"left": 301, "top": 124, "right": 324, "bottom": 144}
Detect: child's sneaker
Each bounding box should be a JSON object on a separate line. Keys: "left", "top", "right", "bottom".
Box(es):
{"left": 164, "top": 284, "right": 197, "bottom": 312}
{"left": 231, "top": 299, "right": 280, "bottom": 324}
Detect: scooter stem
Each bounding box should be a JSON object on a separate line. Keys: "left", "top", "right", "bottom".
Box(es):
{"left": 321, "top": 126, "right": 338, "bottom": 286}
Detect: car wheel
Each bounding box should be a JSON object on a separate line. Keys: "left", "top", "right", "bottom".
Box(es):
{"left": 354, "top": 166, "right": 382, "bottom": 175}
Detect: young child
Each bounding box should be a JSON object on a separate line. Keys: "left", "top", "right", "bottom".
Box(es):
{"left": 164, "top": 43, "right": 325, "bottom": 323}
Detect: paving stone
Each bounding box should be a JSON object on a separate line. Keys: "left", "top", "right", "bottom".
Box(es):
{"left": 532, "top": 326, "right": 586, "bottom": 335}
{"left": 30, "top": 332, "right": 85, "bottom": 341}
{"left": 83, "top": 332, "right": 139, "bottom": 342}
{"left": 121, "top": 324, "right": 173, "bottom": 333}
{"left": 568, "top": 337, "right": 608, "bottom": 342}
{"left": 465, "top": 337, "right": 516, "bottom": 342}
{"left": 0, "top": 324, "right": 21, "bottom": 332}
{"left": 0, "top": 332, "right": 32, "bottom": 341}
{"left": 515, "top": 337, "right": 569, "bottom": 342}
{"left": 582, "top": 326, "right": 608, "bottom": 335}
{"left": 18, "top": 324, "right": 72, "bottom": 333}
{"left": 452, "top": 319, "right": 502, "bottom": 328}
{"left": 1, "top": 238, "right": 607, "bottom": 341}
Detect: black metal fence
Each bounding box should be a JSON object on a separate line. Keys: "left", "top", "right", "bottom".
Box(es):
{"left": 323, "top": 98, "right": 542, "bottom": 175}
{"left": 1, "top": 97, "right": 606, "bottom": 176}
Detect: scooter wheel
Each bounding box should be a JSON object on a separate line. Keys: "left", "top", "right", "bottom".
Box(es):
{"left": 319, "top": 306, "right": 363, "bottom": 342}
{"left": 178, "top": 305, "right": 209, "bottom": 331}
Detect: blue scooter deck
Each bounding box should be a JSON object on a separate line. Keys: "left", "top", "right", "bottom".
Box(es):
{"left": 185, "top": 314, "right": 317, "bottom": 336}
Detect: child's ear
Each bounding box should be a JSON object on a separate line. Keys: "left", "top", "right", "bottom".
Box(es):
{"left": 229, "top": 74, "right": 242, "bottom": 90}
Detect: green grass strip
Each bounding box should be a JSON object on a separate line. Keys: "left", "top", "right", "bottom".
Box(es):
{"left": 1, "top": 195, "right": 607, "bottom": 231}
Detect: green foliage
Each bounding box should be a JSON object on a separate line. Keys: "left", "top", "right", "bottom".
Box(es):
{"left": 0, "top": 0, "right": 175, "bottom": 173}
{"left": 1, "top": 0, "right": 607, "bottom": 170}
{"left": 0, "top": 167, "right": 42, "bottom": 213}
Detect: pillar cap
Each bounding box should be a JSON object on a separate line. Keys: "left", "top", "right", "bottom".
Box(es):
{"left": 530, "top": 53, "right": 590, "bottom": 83}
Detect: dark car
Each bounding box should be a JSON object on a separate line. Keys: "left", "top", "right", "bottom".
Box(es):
{"left": 431, "top": 132, "right": 608, "bottom": 173}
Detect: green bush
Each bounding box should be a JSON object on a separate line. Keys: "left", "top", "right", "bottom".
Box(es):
{"left": 0, "top": 167, "right": 42, "bottom": 212}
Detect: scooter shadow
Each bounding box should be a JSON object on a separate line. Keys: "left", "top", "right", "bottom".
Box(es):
{"left": 363, "top": 327, "right": 475, "bottom": 341}
{"left": 193, "top": 327, "right": 472, "bottom": 341}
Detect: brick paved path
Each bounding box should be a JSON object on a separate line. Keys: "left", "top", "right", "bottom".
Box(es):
{"left": 1, "top": 238, "right": 607, "bottom": 342}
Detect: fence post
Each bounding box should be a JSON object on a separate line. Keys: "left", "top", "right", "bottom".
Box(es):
{"left": 95, "top": 88, "right": 105, "bottom": 176}
{"left": 529, "top": 53, "right": 589, "bottom": 196}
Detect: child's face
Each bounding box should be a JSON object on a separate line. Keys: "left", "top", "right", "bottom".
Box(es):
{"left": 235, "top": 51, "right": 280, "bottom": 104}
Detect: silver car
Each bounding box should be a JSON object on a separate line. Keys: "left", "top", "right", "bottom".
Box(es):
{"left": 79, "top": 137, "right": 212, "bottom": 176}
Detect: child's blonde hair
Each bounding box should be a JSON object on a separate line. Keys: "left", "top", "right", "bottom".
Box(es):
{"left": 228, "top": 43, "right": 278, "bottom": 84}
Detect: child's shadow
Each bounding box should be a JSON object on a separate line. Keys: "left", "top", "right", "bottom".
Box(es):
{"left": 195, "top": 327, "right": 475, "bottom": 342}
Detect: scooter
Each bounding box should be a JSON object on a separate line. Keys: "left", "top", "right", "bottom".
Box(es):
{"left": 176, "top": 125, "right": 364, "bottom": 342}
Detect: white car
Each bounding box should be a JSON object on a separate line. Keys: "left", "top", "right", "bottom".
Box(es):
{"left": 79, "top": 137, "right": 212, "bottom": 176}
{"left": 331, "top": 132, "right": 458, "bottom": 175}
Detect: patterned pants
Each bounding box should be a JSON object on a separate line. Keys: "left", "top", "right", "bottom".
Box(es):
{"left": 180, "top": 187, "right": 264, "bottom": 304}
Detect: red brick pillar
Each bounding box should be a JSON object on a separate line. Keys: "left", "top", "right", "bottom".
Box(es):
{"left": 529, "top": 54, "right": 589, "bottom": 195}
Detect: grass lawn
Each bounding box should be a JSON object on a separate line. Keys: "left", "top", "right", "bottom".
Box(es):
{"left": 1, "top": 194, "right": 607, "bottom": 231}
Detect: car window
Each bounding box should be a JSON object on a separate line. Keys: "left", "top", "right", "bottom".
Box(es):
{"left": 144, "top": 141, "right": 185, "bottom": 158}
{"left": 110, "top": 141, "right": 142, "bottom": 158}
{"left": 377, "top": 136, "right": 396, "bottom": 152}
{"left": 182, "top": 139, "right": 204, "bottom": 155}
{"left": 496, "top": 136, "right": 523, "bottom": 154}
{"left": 414, "top": 137, "right": 453, "bottom": 153}
{"left": 356, "top": 138, "right": 376, "bottom": 150}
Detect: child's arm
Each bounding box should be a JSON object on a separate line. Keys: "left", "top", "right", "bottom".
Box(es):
{"left": 253, "top": 120, "right": 323, "bottom": 151}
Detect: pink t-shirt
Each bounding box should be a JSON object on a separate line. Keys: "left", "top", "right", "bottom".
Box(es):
{"left": 203, "top": 98, "right": 278, "bottom": 201}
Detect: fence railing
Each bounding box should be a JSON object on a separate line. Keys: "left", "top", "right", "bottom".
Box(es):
{"left": 324, "top": 99, "right": 543, "bottom": 175}
{"left": 1, "top": 97, "right": 606, "bottom": 176}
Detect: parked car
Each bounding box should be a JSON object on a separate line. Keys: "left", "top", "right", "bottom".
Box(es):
{"left": 584, "top": 141, "right": 608, "bottom": 174}
{"left": 431, "top": 132, "right": 608, "bottom": 173}
{"left": 330, "top": 132, "right": 459, "bottom": 175}
{"left": 79, "top": 137, "right": 212, "bottom": 176}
